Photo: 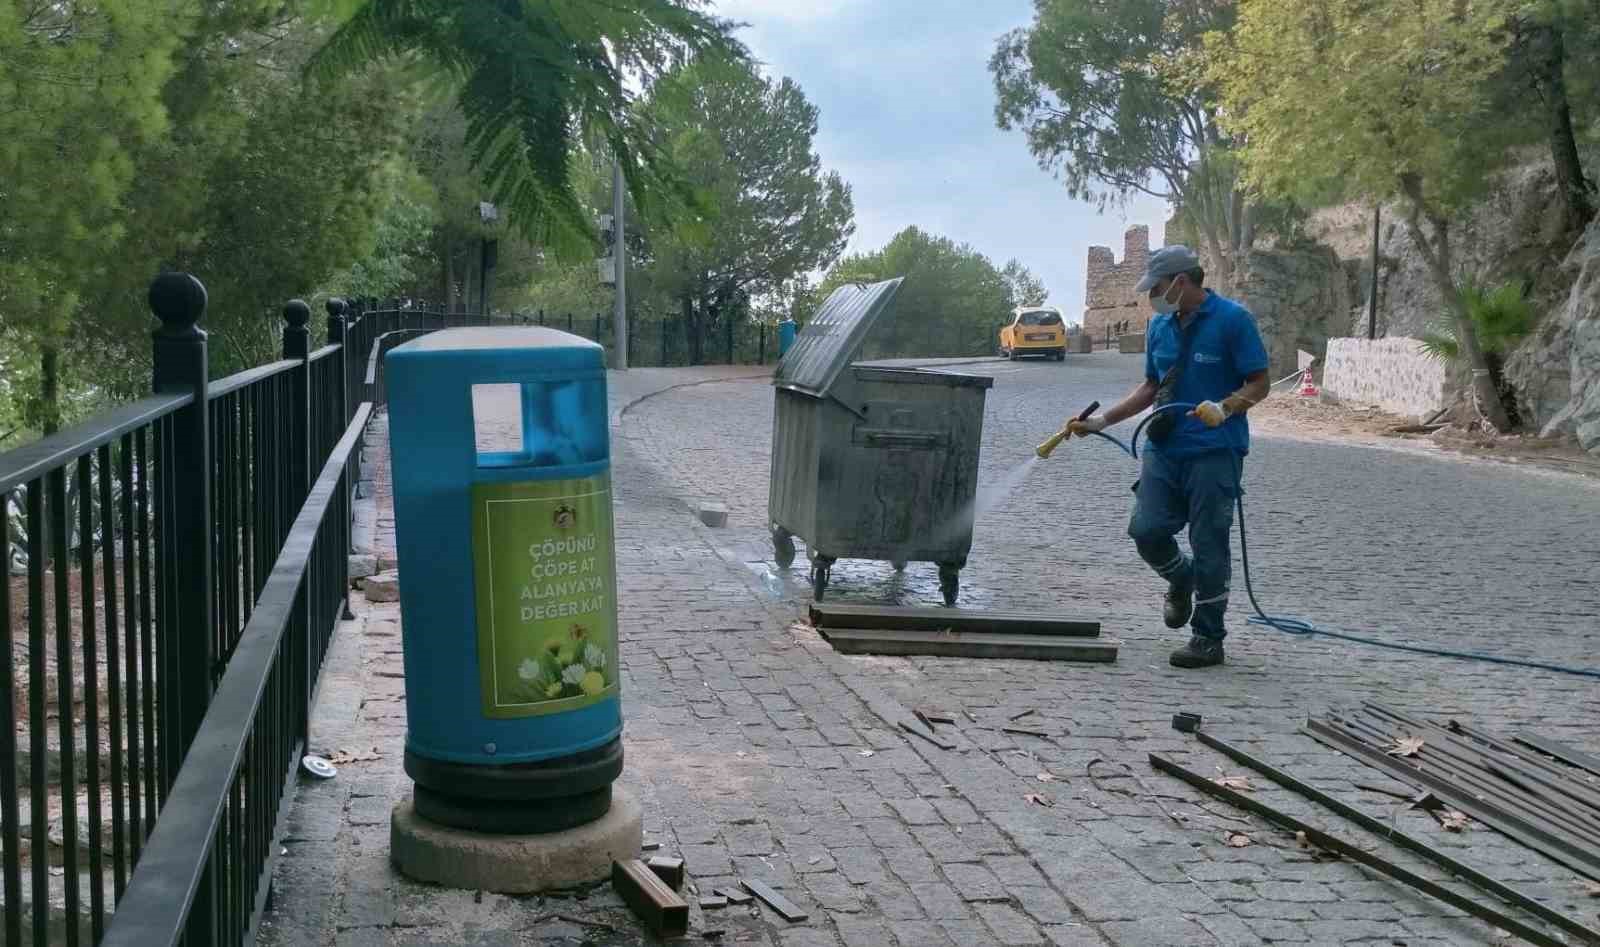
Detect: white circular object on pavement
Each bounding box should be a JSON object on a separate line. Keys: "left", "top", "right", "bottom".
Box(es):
{"left": 301, "top": 755, "right": 337, "bottom": 780}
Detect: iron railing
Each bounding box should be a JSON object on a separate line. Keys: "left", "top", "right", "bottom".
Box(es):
{"left": 0, "top": 281, "right": 671, "bottom": 945}
{"left": 98, "top": 403, "right": 371, "bottom": 946}
{"left": 0, "top": 276, "right": 423, "bottom": 946}
{"left": 1, "top": 393, "right": 190, "bottom": 946}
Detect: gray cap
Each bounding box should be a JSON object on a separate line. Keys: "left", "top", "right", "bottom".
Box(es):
{"left": 1134, "top": 244, "right": 1202, "bottom": 294}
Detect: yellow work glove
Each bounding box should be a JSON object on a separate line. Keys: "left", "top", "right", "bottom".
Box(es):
{"left": 1067, "top": 414, "right": 1108, "bottom": 437}
{"left": 1191, "top": 400, "right": 1229, "bottom": 428}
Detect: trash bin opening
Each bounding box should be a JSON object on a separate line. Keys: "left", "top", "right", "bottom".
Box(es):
{"left": 471, "top": 379, "right": 609, "bottom": 469}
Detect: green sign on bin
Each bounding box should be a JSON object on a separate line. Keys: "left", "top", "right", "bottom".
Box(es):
{"left": 471, "top": 475, "right": 620, "bottom": 719}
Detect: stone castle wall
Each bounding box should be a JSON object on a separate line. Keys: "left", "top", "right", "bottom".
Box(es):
{"left": 1083, "top": 225, "right": 1155, "bottom": 341}
{"left": 1084, "top": 224, "right": 1353, "bottom": 373}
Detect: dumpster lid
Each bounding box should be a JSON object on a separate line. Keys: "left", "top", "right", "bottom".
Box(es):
{"left": 774, "top": 277, "right": 904, "bottom": 396}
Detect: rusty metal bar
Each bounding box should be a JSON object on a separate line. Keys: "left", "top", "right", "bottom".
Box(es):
{"left": 1516, "top": 733, "right": 1600, "bottom": 782}
{"left": 809, "top": 603, "right": 1102, "bottom": 637}
{"left": 1445, "top": 720, "right": 1600, "bottom": 813}
{"left": 612, "top": 859, "right": 688, "bottom": 937}
{"left": 818, "top": 627, "right": 1118, "bottom": 661}
{"left": 741, "top": 879, "right": 809, "bottom": 923}
{"left": 1150, "top": 752, "right": 1573, "bottom": 947}
{"left": 1305, "top": 718, "right": 1600, "bottom": 880}
{"left": 1365, "top": 704, "right": 1600, "bottom": 818}
{"left": 1196, "top": 733, "right": 1600, "bottom": 946}
{"left": 1337, "top": 712, "right": 1600, "bottom": 844}
{"left": 1327, "top": 713, "right": 1600, "bottom": 848}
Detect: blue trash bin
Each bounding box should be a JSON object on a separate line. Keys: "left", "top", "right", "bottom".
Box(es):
{"left": 386, "top": 327, "right": 623, "bottom": 834}
{"left": 778, "top": 318, "right": 798, "bottom": 358}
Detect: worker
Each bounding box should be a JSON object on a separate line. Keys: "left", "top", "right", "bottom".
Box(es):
{"left": 1067, "top": 246, "right": 1271, "bottom": 668}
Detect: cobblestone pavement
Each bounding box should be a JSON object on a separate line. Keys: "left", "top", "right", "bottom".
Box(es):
{"left": 261, "top": 357, "right": 1600, "bottom": 946}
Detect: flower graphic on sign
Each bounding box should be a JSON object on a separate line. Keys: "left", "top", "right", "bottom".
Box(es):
{"left": 553, "top": 504, "right": 577, "bottom": 530}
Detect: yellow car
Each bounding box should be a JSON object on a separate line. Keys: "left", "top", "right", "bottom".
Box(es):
{"left": 999, "top": 307, "right": 1067, "bottom": 361}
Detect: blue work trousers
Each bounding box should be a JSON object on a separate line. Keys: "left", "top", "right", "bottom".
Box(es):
{"left": 1128, "top": 448, "right": 1240, "bottom": 640}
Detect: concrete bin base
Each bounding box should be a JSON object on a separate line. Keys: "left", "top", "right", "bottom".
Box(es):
{"left": 391, "top": 786, "right": 643, "bottom": 893}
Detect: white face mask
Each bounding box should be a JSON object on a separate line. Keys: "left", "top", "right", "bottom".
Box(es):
{"left": 1150, "top": 278, "right": 1183, "bottom": 316}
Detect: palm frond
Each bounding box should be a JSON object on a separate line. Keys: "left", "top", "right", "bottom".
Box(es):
{"left": 1418, "top": 323, "right": 1459, "bottom": 362}
{"left": 306, "top": 0, "right": 747, "bottom": 256}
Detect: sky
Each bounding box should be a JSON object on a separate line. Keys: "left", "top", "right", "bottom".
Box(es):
{"left": 711, "top": 0, "right": 1169, "bottom": 324}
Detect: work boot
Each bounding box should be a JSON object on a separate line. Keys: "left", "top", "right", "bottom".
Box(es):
{"left": 1163, "top": 581, "right": 1194, "bottom": 629}
{"left": 1169, "top": 634, "right": 1225, "bottom": 669}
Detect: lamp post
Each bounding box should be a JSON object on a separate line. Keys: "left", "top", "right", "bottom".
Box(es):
{"left": 479, "top": 201, "right": 499, "bottom": 320}
{"left": 612, "top": 160, "right": 628, "bottom": 370}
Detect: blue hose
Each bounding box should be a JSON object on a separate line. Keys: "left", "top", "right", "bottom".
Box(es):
{"left": 1083, "top": 403, "right": 1600, "bottom": 679}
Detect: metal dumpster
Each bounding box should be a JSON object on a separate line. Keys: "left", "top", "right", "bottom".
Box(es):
{"left": 767, "top": 278, "right": 993, "bottom": 606}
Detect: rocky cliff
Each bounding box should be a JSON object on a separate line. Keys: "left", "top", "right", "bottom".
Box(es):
{"left": 1304, "top": 160, "right": 1569, "bottom": 340}
{"left": 1517, "top": 221, "right": 1600, "bottom": 450}
{"left": 1279, "top": 157, "right": 1599, "bottom": 451}
{"left": 1228, "top": 245, "right": 1356, "bottom": 375}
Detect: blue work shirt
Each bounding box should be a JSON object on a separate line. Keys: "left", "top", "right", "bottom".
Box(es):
{"left": 1144, "top": 290, "right": 1270, "bottom": 457}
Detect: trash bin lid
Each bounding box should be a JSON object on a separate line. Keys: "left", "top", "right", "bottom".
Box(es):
{"left": 774, "top": 277, "right": 904, "bottom": 397}
{"left": 388, "top": 326, "right": 604, "bottom": 372}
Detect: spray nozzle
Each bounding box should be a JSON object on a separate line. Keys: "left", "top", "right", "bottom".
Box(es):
{"left": 1036, "top": 401, "right": 1100, "bottom": 459}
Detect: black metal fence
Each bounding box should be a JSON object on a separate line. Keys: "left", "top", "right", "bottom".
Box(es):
{"left": 505, "top": 308, "right": 781, "bottom": 367}
{"left": 0, "top": 282, "right": 877, "bottom": 946}
{"left": 0, "top": 275, "right": 505, "bottom": 946}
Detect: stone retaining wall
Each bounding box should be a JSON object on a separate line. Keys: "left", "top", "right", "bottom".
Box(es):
{"left": 1322, "top": 337, "right": 1449, "bottom": 419}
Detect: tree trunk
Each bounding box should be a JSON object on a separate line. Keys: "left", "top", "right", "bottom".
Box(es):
{"left": 1399, "top": 199, "right": 1513, "bottom": 431}
{"left": 1532, "top": 23, "right": 1594, "bottom": 233}
{"left": 442, "top": 235, "right": 457, "bottom": 311}
{"left": 1198, "top": 225, "right": 1234, "bottom": 296}
{"left": 681, "top": 293, "right": 703, "bottom": 365}
{"left": 37, "top": 342, "right": 62, "bottom": 436}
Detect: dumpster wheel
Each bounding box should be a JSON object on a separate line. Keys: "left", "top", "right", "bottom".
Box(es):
{"left": 810, "top": 556, "right": 834, "bottom": 600}
{"left": 938, "top": 564, "right": 960, "bottom": 607}
{"left": 772, "top": 528, "right": 797, "bottom": 569}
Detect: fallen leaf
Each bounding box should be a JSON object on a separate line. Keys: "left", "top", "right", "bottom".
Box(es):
{"left": 1212, "top": 768, "right": 1254, "bottom": 792}
{"left": 1224, "top": 831, "right": 1252, "bottom": 848}
{"left": 1386, "top": 735, "right": 1426, "bottom": 758}
{"left": 1036, "top": 772, "right": 1058, "bottom": 783}
{"left": 327, "top": 747, "right": 381, "bottom": 765}
{"left": 1434, "top": 810, "right": 1469, "bottom": 832}
{"left": 1023, "top": 793, "right": 1053, "bottom": 807}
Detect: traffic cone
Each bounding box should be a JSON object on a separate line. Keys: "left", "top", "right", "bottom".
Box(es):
{"left": 1298, "top": 367, "right": 1320, "bottom": 398}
